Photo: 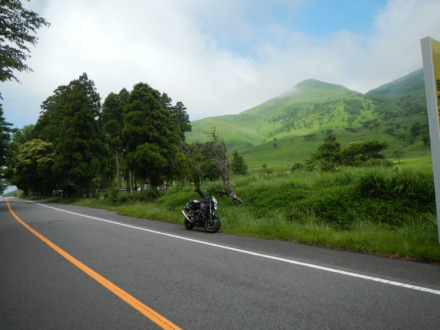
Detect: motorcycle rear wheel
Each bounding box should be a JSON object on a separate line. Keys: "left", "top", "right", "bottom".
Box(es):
{"left": 204, "top": 216, "right": 221, "bottom": 233}
{"left": 184, "top": 219, "right": 194, "bottom": 230}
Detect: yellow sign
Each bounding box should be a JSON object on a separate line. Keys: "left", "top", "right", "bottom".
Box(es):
{"left": 430, "top": 39, "right": 440, "bottom": 126}
{"left": 422, "top": 37, "right": 440, "bottom": 242}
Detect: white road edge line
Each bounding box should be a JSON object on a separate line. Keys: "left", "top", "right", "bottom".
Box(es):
{"left": 36, "top": 201, "right": 440, "bottom": 296}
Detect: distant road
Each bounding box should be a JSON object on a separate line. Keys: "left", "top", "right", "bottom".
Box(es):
{"left": 2, "top": 197, "right": 440, "bottom": 329}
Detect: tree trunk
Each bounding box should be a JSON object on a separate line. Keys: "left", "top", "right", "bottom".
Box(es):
{"left": 128, "top": 170, "right": 133, "bottom": 193}
{"left": 115, "top": 148, "right": 121, "bottom": 191}
{"left": 206, "top": 128, "right": 243, "bottom": 204}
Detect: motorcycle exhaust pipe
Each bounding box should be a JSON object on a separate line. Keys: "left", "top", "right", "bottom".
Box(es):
{"left": 181, "top": 210, "right": 193, "bottom": 223}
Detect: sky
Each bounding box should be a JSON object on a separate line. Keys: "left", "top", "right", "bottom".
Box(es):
{"left": 2, "top": 0, "right": 440, "bottom": 129}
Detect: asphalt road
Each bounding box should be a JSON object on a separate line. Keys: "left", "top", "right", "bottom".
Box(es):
{"left": 1, "top": 197, "right": 440, "bottom": 329}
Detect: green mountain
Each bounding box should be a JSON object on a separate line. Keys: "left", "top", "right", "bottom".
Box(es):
{"left": 186, "top": 69, "right": 429, "bottom": 170}
{"left": 366, "top": 69, "right": 425, "bottom": 98}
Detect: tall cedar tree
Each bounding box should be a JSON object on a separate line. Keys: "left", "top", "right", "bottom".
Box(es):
{"left": 122, "top": 83, "right": 180, "bottom": 187}
{"left": 0, "top": 0, "right": 49, "bottom": 85}
{"left": 160, "top": 93, "right": 191, "bottom": 140}
{"left": 36, "top": 73, "right": 108, "bottom": 196}
{"left": 101, "top": 88, "right": 129, "bottom": 190}
{"left": 159, "top": 93, "right": 191, "bottom": 184}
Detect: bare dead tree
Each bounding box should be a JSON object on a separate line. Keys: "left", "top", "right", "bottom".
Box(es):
{"left": 204, "top": 128, "right": 243, "bottom": 204}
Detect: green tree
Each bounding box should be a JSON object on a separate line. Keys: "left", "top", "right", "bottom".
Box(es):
{"left": 340, "top": 140, "right": 389, "bottom": 167}
{"left": 361, "top": 140, "right": 388, "bottom": 160}
{"left": 159, "top": 93, "right": 191, "bottom": 185}
{"left": 11, "top": 124, "right": 36, "bottom": 145}
{"left": 180, "top": 141, "right": 218, "bottom": 196}
{"left": 410, "top": 122, "right": 422, "bottom": 137}
{"left": 311, "top": 135, "right": 341, "bottom": 171}
{"left": 291, "top": 162, "right": 302, "bottom": 172}
{"left": 101, "top": 89, "right": 129, "bottom": 190}
{"left": 392, "top": 148, "right": 405, "bottom": 164}
{"left": 12, "top": 138, "right": 54, "bottom": 196}
{"left": 0, "top": 0, "right": 49, "bottom": 84}
{"left": 0, "top": 104, "right": 13, "bottom": 167}
{"left": 341, "top": 141, "right": 365, "bottom": 167}
{"left": 422, "top": 132, "right": 430, "bottom": 146}
{"left": 37, "top": 73, "right": 108, "bottom": 196}
{"left": 122, "top": 83, "right": 180, "bottom": 187}
{"left": 160, "top": 93, "right": 191, "bottom": 141}
{"left": 170, "top": 101, "right": 191, "bottom": 141}
{"left": 6, "top": 124, "right": 35, "bottom": 182}
{"left": 419, "top": 125, "right": 430, "bottom": 146}
{"left": 231, "top": 150, "right": 248, "bottom": 175}
{"left": 0, "top": 104, "right": 13, "bottom": 193}
{"left": 35, "top": 84, "right": 71, "bottom": 142}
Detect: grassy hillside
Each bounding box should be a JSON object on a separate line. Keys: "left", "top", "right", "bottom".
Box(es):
{"left": 186, "top": 70, "right": 430, "bottom": 171}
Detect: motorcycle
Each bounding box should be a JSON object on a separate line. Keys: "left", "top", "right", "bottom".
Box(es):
{"left": 181, "top": 195, "right": 221, "bottom": 233}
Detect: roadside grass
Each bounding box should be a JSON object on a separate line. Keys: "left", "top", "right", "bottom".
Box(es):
{"left": 68, "top": 164, "right": 440, "bottom": 262}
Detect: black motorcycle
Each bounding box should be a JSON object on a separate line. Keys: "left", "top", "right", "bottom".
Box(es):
{"left": 181, "top": 196, "right": 221, "bottom": 233}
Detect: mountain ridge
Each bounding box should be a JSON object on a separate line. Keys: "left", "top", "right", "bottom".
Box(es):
{"left": 185, "top": 69, "right": 429, "bottom": 169}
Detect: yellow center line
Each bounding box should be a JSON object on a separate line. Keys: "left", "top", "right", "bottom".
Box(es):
{"left": 6, "top": 198, "right": 182, "bottom": 330}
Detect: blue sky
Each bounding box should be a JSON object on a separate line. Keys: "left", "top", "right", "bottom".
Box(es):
{"left": 191, "top": 0, "right": 385, "bottom": 56}
{"left": 3, "top": 0, "right": 440, "bottom": 128}
{"left": 295, "top": 1, "right": 383, "bottom": 36}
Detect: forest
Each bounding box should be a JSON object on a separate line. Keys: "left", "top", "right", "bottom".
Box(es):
{"left": 0, "top": 72, "right": 250, "bottom": 200}
{"left": 1, "top": 73, "right": 192, "bottom": 196}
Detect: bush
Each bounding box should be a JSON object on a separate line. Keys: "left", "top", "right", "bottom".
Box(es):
{"left": 351, "top": 167, "right": 435, "bottom": 226}
{"left": 107, "top": 188, "right": 163, "bottom": 205}
{"left": 362, "top": 158, "right": 394, "bottom": 167}
{"left": 291, "top": 162, "right": 305, "bottom": 171}
{"left": 354, "top": 168, "right": 434, "bottom": 203}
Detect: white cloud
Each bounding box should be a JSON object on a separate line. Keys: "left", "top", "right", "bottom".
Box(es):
{"left": 3, "top": 0, "right": 440, "bottom": 128}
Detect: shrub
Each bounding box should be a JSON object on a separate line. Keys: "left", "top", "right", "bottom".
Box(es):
{"left": 354, "top": 168, "right": 434, "bottom": 203}
{"left": 362, "top": 158, "right": 394, "bottom": 167}
{"left": 352, "top": 167, "right": 435, "bottom": 225}
{"left": 291, "top": 162, "right": 305, "bottom": 172}
{"left": 108, "top": 188, "right": 163, "bottom": 205}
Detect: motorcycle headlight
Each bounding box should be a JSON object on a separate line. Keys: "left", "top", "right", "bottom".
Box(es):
{"left": 212, "top": 196, "right": 218, "bottom": 210}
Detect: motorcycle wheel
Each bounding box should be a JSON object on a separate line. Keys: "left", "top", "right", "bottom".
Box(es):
{"left": 204, "top": 216, "right": 221, "bottom": 233}
{"left": 184, "top": 219, "right": 194, "bottom": 230}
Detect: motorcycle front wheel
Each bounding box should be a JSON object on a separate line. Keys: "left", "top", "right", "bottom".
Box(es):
{"left": 204, "top": 216, "right": 221, "bottom": 233}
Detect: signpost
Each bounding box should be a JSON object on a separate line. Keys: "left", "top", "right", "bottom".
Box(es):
{"left": 421, "top": 37, "right": 440, "bottom": 242}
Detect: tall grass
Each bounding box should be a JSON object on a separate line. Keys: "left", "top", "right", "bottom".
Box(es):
{"left": 71, "top": 165, "right": 440, "bottom": 262}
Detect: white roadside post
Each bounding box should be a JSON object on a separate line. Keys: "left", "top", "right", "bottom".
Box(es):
{"left": 421, "top": 36, "right": 440, "bottom": 243}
